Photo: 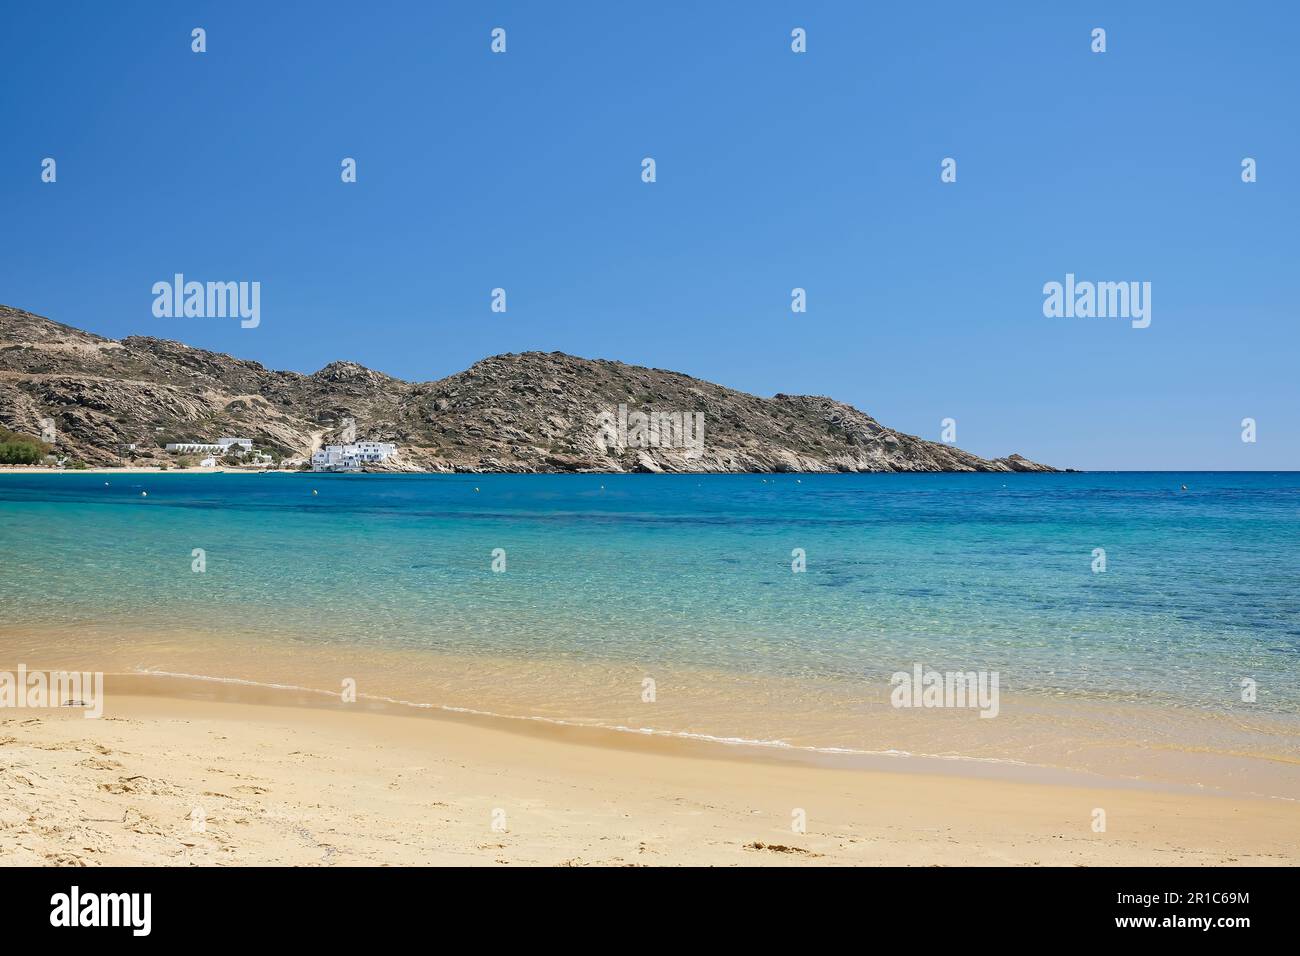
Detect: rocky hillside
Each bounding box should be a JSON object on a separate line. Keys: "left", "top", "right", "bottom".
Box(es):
{"left": 0, "top": 304, "right": 1055, "bottom": 473}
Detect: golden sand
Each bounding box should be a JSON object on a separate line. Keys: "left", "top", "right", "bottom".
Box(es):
{"left": 1, "top": 674, "right": 1295, "bottom": 866}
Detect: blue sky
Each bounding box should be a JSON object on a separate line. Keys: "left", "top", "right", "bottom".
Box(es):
{"left": 1, "top": 2, "right": 1295, "bottom": 470}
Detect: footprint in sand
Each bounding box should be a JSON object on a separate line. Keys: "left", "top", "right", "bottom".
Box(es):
{"left": 76, "top": 757, "right": 123, "bottom": 771}
{"left": 98, "top": 774, "right": 179, "bottom": 796}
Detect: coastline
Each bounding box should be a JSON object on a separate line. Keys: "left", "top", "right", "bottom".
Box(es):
{"left": 0, "top": 466, "right": 285, "bottom": 475}
{"left": 4, "top": 471, "right": 1299, "bottom": 865}
{"left": 2, "top": 673, "right": 1296, "bottom": 866}
{"left": 4, "top": 623, "right": 1298, "bottom": 804}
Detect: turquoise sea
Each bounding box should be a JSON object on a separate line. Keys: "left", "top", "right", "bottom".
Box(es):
{"left": 1, "top": 471, "right": 1298, "bottom": 789}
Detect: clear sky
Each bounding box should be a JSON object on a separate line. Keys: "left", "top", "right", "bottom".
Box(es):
{"left": 2, "top": 2, "right": 1295, "bottom": 470}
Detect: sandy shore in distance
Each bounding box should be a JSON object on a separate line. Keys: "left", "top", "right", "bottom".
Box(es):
{"left": 1, "top": 677, "right": 1295, "bottom": 866}
{"left": 0, "top": 466, "right": 281, "bottom": 474}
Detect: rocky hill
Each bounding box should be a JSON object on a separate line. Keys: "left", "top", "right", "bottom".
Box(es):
{"left": 0, "top": 304, "right": 1055, "bottom": 473}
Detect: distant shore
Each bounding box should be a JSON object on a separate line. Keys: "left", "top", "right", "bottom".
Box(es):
{"left": 0, "top": 465, "right": 296, "bottom": 474}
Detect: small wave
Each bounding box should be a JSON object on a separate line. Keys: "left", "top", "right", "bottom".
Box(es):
{"left": 125, "top": 666, "right": 1300, "bottom": 802}
{"left": 129, "top": 666, "right": 1033, "bottom": 767}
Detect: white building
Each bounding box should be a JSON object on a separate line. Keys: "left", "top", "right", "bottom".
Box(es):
{"left": 166, "top": 442, "right": 223, "bottom": 454}
{"left": 311, "top": 441, "right": 396, "bottom": 472}
{"left": 165, "top": 436, "right": 254, "bottom": 455}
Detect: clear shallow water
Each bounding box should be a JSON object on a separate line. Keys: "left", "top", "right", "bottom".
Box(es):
{"left": 1, "top": 471, "right": 1298, "bottom": 777}
{"left": 2, "top": 472, "right": 1298, "bottom": 704}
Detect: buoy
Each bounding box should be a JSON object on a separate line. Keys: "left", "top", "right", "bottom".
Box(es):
{"left": 312, "top": 489, "right": 318, "bottom": 496}
{"left": 474, "top": 487, "right": 480, "bottom": 493}
{"left": 140, "top": 491, "right": 147, "bottom": 497}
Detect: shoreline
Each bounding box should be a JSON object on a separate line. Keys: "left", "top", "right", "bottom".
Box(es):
{"left": 5, "top": 467, "right": 1300, "bottom": 477}
{"left": 4, "top": 624, "right": 1298, "bottom": 804}
{"left": 0, "top": 465, "right": 291, "bottom": 475}
{"left": 5, "top": 471, "right": 1298, "bottom": 864}
{"left": 71, "top": 671, "right": 1206, "bottom": 793}
{"left": 114, "top": 669, "right": 1299, "bottom": 800}
{"left": 2, "top": 674, "right": 1296, "bottom": 866}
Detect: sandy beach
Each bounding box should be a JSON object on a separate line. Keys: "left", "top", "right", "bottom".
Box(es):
{"left": 1, "top": 675, "right": 1295, "bottom": 867}
{"left": 4, "top": 473, "right": 1299, "bottom": 867}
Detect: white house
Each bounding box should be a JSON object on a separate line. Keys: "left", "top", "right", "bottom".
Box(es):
{"left": 311, "top": 441, "right": 396, "bottom": 472}
{"left": 165, "top": 436, "right": 254, "bottom": 455}
{"left": 165, "top": 442, "right": 224, "bottom": 454}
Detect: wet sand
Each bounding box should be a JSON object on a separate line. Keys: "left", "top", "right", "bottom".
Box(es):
{"left": 3, "top": 622, "right": 1298, "bottom": 803}
{"left": 0, "top": 674, "right": 1296, "bottom": 866}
